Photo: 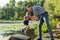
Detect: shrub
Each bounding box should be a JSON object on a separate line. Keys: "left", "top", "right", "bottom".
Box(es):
{"left": 34, "top": 19, "right": 59, "bottom": 35}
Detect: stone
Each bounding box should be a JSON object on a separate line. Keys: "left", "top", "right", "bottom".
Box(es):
{"left": 9, "top": 34, "right": 31, "bottom": 40}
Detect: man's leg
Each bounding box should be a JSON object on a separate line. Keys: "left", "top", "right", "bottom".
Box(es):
{"left": 44, "top": 13, "right": 54, "bottom": 40}
{"left": 37, "top": 17, "right": 44, "bottom": 40}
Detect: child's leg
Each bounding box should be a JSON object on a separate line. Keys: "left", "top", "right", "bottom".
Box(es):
{"left": 22, "top": 25, "right": 29, "bottom": 31}
{"left": 22, "top": 25, "right": 29, "bottom": 35}
{"left": 24, "top": 25, "right": 30, "bottom": 34}
{"left": 23, "top": 25, "right": 27, "bottom": 29}
{"left": 25, "top": 25, "right": 30, "bottom": 31}
{"left": 22, "top": 25, "right": 27, "bottom": 32}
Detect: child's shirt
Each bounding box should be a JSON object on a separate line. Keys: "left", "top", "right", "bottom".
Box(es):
{"left": 24, "top": 16, "right": 29, "bottom": 21}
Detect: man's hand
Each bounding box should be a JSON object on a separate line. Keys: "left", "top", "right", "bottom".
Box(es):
{"left": 31, "top": 16, "right": 38, "bottom": 20}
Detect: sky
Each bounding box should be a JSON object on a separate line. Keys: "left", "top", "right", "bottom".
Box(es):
{"left": 0, "top": 0, "right": 25, "bottom": 7}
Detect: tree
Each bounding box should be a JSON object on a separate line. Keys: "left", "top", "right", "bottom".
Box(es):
{"left": 8, "top": 0, "right": 15, "bottom": 20}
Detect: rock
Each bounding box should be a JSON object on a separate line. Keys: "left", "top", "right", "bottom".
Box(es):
{"left": 9, "top": 34, "right": 31, "bottom": 40}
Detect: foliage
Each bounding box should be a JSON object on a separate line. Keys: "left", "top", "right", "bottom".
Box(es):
{"left": 34, "top": 19, "right": 59, "bottom": 35}
{"left": 0, "top": 0, "right": 60, "bottom": 20}
{"left": 44, "top": 0, "right": 60, "bottom": 20}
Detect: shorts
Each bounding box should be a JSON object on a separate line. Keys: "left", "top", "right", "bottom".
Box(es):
{"left": 23, "top": 20, "right": 29, "bottom": 25}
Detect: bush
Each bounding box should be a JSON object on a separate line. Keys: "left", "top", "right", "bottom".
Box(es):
{"left": 34, "top": 19, "right": 59, "bottom": 35}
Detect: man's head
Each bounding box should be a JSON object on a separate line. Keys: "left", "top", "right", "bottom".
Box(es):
{"left": 26, "top": 4, "right": 32, "bottom": 12}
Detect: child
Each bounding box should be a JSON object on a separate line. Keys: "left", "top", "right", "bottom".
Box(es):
{"left": 22, "top": 11, "right": 31, "bottom": 35}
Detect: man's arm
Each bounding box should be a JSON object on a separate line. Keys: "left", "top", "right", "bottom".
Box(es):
{"left": 31, "top": 16, "right": 38, "bottom": 20}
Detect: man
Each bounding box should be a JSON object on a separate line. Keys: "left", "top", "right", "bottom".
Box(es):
{"left": 26, "top": 4, "right": 54, "bottom": 40}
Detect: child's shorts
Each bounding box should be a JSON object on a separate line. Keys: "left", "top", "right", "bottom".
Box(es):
{"left": 23, "top": 20, "right": 29, "bottom": 25}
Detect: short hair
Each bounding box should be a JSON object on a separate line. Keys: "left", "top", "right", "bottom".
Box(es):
{"left": 26, "top": 4, "right": 32, "bottom": 8}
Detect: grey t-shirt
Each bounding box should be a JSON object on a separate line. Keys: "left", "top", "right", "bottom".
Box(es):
{"left": 32, "top": 6, "right": 46, "bottom": 17}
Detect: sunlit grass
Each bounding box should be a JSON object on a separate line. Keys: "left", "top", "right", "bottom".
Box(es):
{"left": 0, "top": 20, "right": 55, "bottom": 35}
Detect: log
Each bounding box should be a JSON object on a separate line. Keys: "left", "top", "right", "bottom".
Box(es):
{"left": 9, "top": 34, "right": 31, "bottom": 40}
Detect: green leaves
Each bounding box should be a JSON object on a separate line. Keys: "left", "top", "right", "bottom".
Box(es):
{"left": 0, "top": 0, "right": 60, "bottom": 20}
{"left": 44, "top": 0, "right": 60, "bottom": 20}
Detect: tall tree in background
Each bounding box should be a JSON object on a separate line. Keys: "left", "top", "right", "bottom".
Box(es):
{"left": 0, "top": 7, "right": 3, "bottom": 19}
{"left": 8, "top": 0, "right": 15, "bottom": 20}
{"left": 15, "top": 1, "right": 25, "bottom": 20}
{"left": 0, "top": 0, "right": 60, "bottom": 20}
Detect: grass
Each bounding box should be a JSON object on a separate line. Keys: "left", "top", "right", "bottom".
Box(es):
{"left": 0, "top": 20, "right": 56, "bottom": 37}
